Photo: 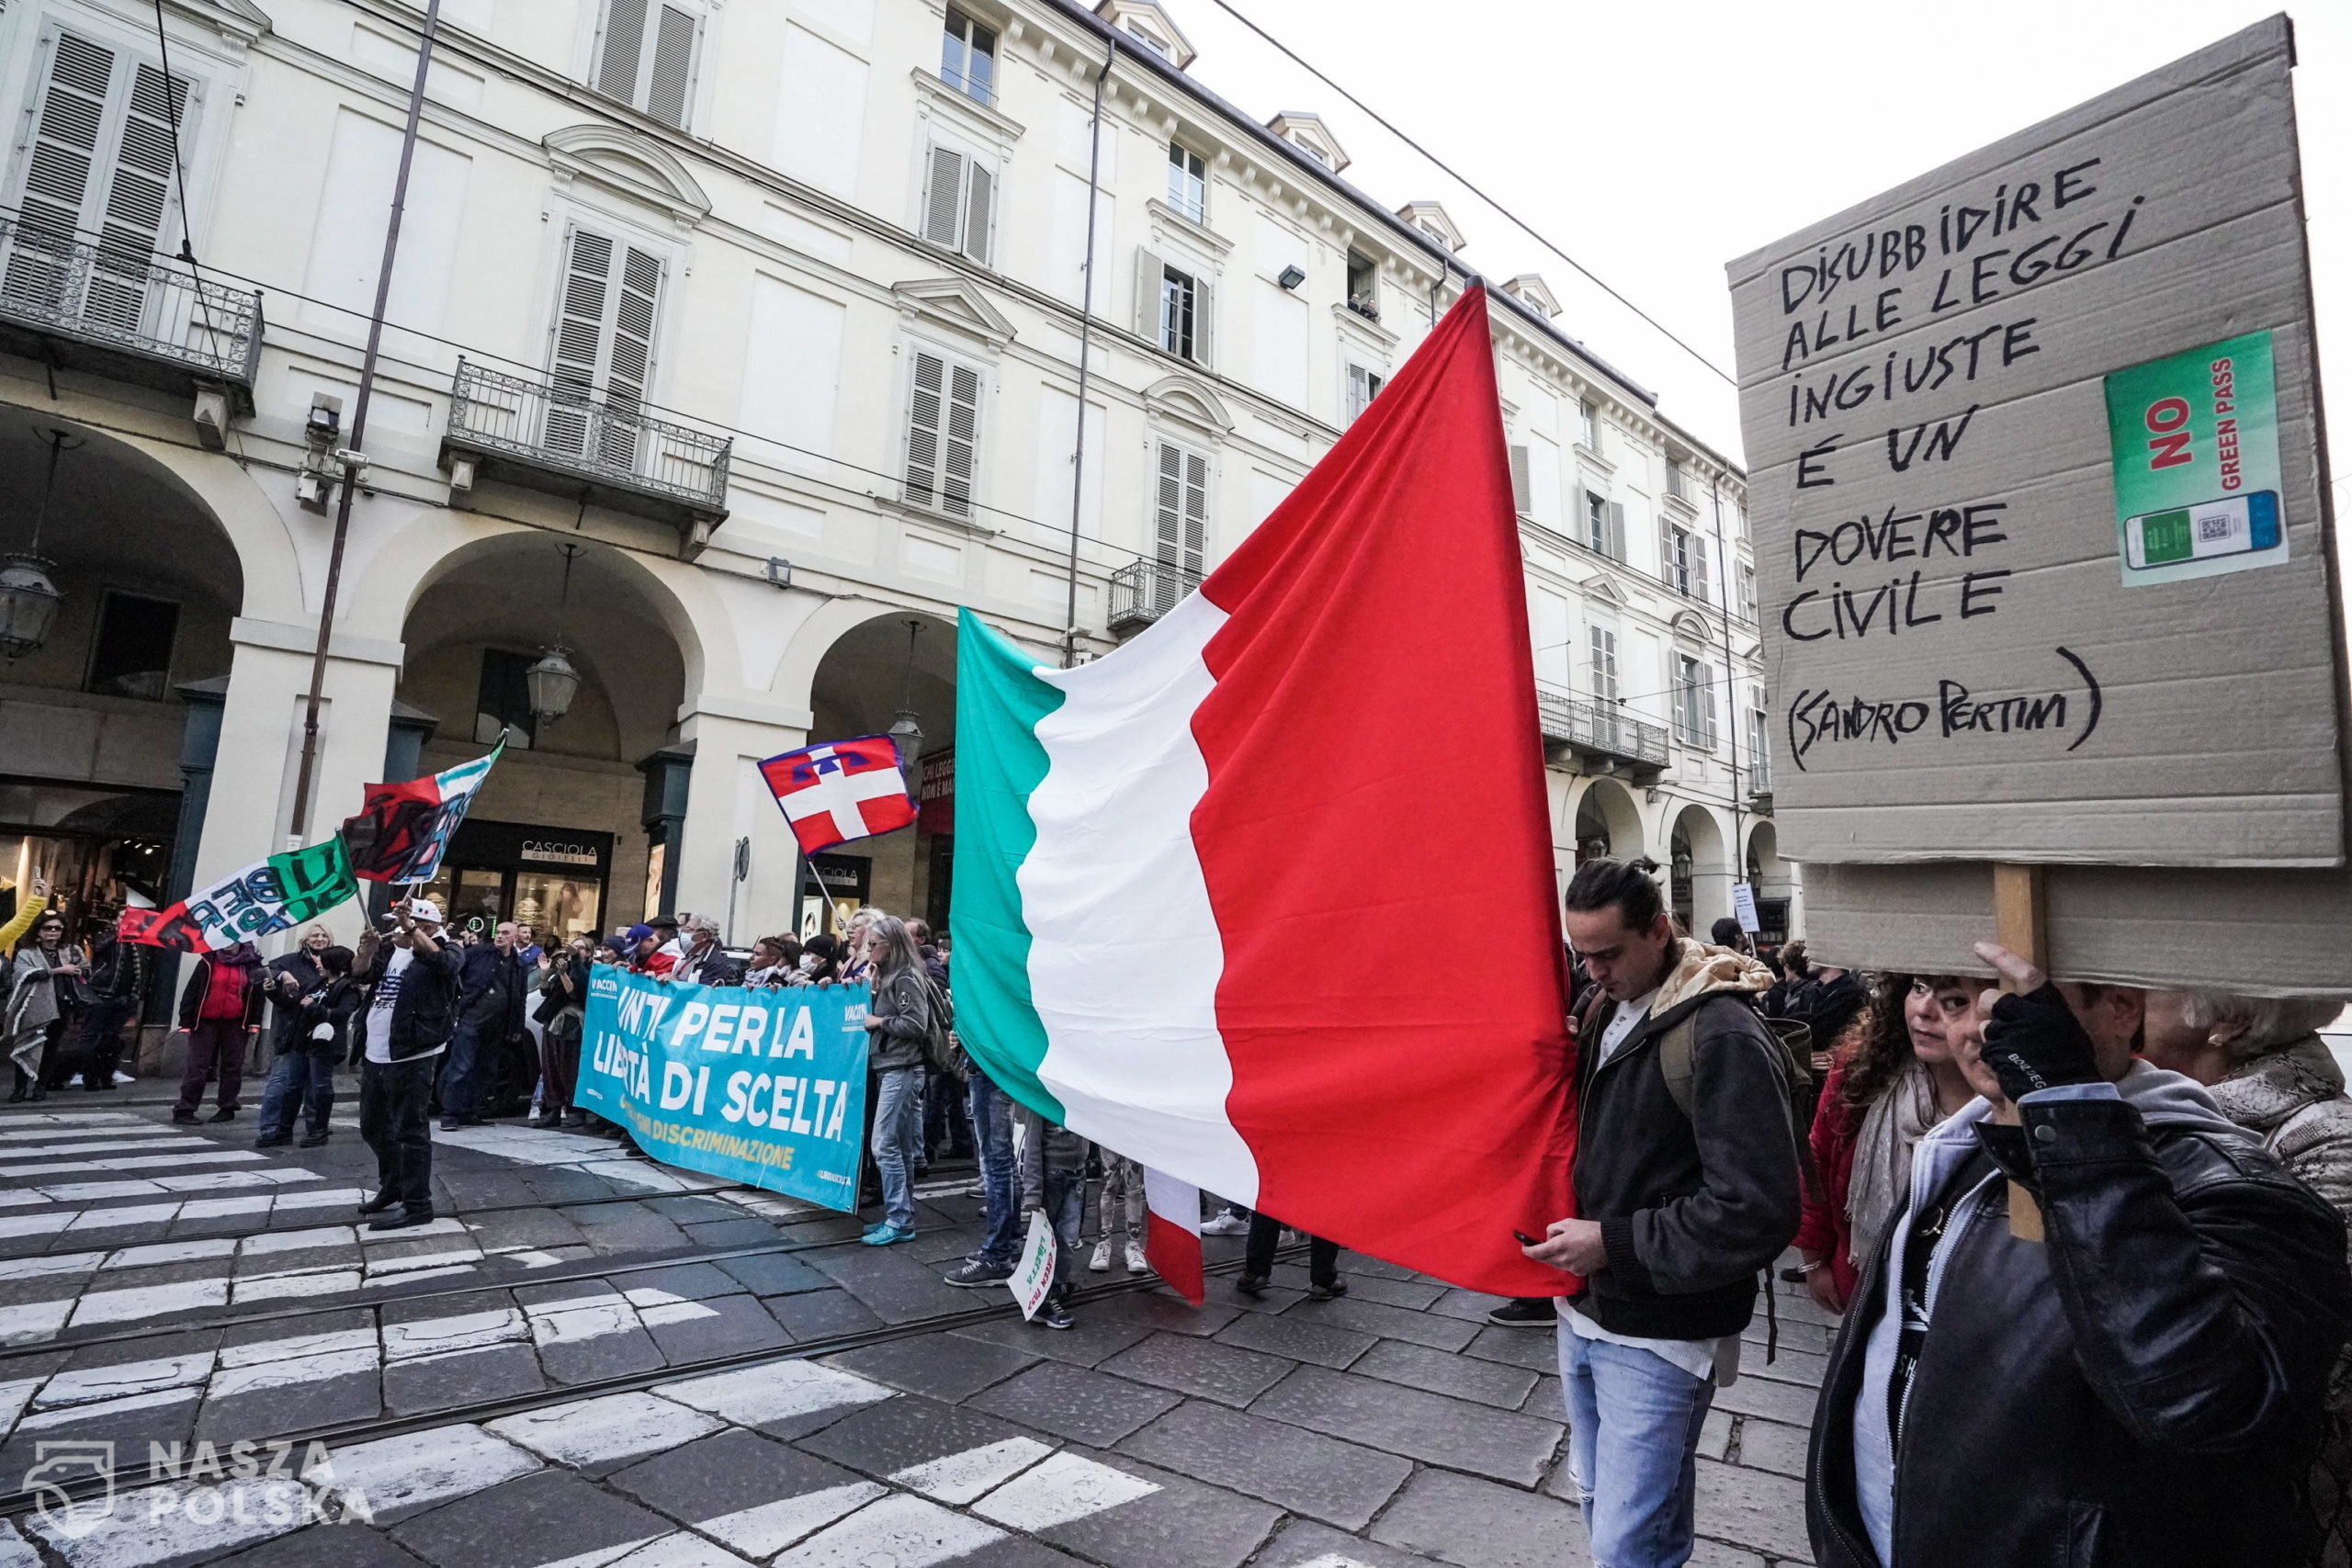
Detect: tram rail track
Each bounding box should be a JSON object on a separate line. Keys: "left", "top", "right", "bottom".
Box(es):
{"left": 0, "top": 1240, "right": 1302, "bottom": 1518}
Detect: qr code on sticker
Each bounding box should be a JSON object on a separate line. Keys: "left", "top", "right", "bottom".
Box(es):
{"left": 2199, "top": 514, "right": 2233, "bottom": 543}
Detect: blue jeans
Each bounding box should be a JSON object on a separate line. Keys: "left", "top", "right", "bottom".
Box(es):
{"left": 1040, "top": 1167, "right": 1085, "bottom": 1298}
{"left": 1558, "top": 1324, "right": 1716, "bottom": 1568}
{"left": 967, "top": 1069, "right": 1021, "bottom": 1266}
{"left": 438, "top": 1016, "right": 488, "bottom": 1120}
{"left": 257, "top": 1049, "right": 334, "bottom": 1140}
{"left": 870, "top": 1066, "right": 923, "bottom": 1232}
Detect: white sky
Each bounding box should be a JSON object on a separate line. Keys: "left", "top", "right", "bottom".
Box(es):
{"left": 1167, "top": 0, "right": 2348, "bottom": 486}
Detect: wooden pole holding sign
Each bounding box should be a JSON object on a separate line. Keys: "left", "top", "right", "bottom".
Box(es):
{"left": 1994, "top": 863, "right": 2048, "bottom": 1242}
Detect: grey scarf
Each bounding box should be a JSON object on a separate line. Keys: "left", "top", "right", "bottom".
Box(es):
{"left": 1846, "top": 1060, "right": 1941, "bottom": 1269}
{"left": 6, "top": 944, "right": 82, "bottom": 1072}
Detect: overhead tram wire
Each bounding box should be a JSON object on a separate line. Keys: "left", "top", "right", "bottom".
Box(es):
{"left": 1196, "top": 0, "right": 1740, "bottom": 390}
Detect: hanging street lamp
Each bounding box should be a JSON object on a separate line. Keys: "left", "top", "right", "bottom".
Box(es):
{"left": 888, "top": 618, "right": 924, "bottom": 764}
{"left": 0, "top": 427, "right": 81, "bottom": 660}
{"left": 527, "top": 543, "right": 584, "bottom": 724}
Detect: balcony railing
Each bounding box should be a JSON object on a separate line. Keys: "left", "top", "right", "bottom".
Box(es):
{"left": 0, "top": 209, "right": 260, "bottom": 403}
{"left": 1108, "top": 558, "right": 1204, "bottom": 633}
{"left": 1536, "top": 690, "right": 1669, "bottom": 773}
{"left": 444, "top": 357, "right": 730, "bottom": 536}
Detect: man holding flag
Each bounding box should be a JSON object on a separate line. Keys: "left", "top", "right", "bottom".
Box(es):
{"left": 357, "top": 897, "right": 460, "bottom": 1232}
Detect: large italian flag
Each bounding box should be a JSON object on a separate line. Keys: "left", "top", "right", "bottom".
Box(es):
{"left": 954, "top": 289, "right": 1575, "bottom": 1295}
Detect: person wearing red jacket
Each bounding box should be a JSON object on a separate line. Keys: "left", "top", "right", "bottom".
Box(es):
{"left": 1790, "top": 973, "right": 1984, "bottom": 1311}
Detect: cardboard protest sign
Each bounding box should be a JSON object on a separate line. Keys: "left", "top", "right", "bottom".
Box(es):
{"left": 578, "top": 967, "right": 870, "bottom": 1209}
{"left": 1726, "top": 16, "right": 2343, "bottom": 869}
{"left": 1011, "top": 1211, "right": 1057, "bottom": 1322}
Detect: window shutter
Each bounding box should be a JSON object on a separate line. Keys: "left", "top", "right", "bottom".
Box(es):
{"left": 596, "top": 0, "right": 650, "bottom": 100}
{"left": 1182, "top": 448, "right": 1208, "bottom": 574}
{"left": 1690, "top": 531, "right": 1712, "bottom": 604}
{"left": 1190, "top": 273, "right": 1213, "bottom": 367}
{"left": 1701, "top": 663, "right": 1718, "bottom": 748}
{"left": 6, "top": 32, "right": 191, "bottom": 325}
{"left": 1659, "top": 518, "right": 1675, "bottom": 585}
{"left": 599, "top": 243, "right": 662, "bottom": 468}
{"left": 1589, "top": 626, "right": 1618, "bottom": 704}
{"left": 941, "top": 360, "right": 981, "bottom": 516}
{"left": 905, "top": 348, "right": 946, "bottom": 510}
{"left": 1134, "top": 247, "right": 1163, "bottom": 339}
{"left": 1346, "top": 366, "right": 1369, "bottom": 423}
{"left": 960, "top": 158, "right": 994, "bottom": 264}
{"left": 645, "top": 4, "right": 697, "bottom": 127}
{"left": 547, "top": 228, "right": 615, "bottom": 456}
{"left": 1606, "top": 501, "right": 1626, "bottom": 561}
{"left": 1509, "top": 445, "right": 1532, "bottom": 515}
{"left": 922, "top": 147, "right": 966, "bottom": 248}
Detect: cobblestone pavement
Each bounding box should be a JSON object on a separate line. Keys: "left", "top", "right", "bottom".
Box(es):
{"left": 0, "top": 1094, "right": 1830, "bottom": 1568}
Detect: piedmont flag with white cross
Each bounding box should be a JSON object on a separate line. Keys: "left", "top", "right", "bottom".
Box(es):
{"left": 759, "top": 736, "right": 921, "bottom": 854}
{"left": 953, "top": 288, "right": 1577, "bottom": 1297}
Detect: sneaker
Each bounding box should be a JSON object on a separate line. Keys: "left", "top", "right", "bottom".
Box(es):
{"left": 1487, "top": 1297, "right": 1559, "bottom": 1327}
{"left": 944, "top": 1258, "right": 1014, "bottom": 1288}
{"left": 368, "top": 1210, "right": 436, "bottom": 1232}
{"left": 1235, "top": 1273, "right": 1268, "bottom": 1299}
{"left": 1039, "top": 1303, "right": 1076, "bottom": 1330}
{"left": 1125, "top": 1240, "right": 1150, "bottom": 1274}
{"left": 1307, "top": 1279, "right": 1350, "bottom": 1302}
{"left": 1201, "top": 1212, "right": 1249, "bottom": 1236}
{"left": 205, "top": 1108, "right": 235, "bottom": 1123}
{"left": 860, "top": 1224, "right": 914, "bottom": 1247}
{"left": 1088, "top": 1238, "right": 1113, "bottom": 1273}
{"left": 113, "top": 1071, "right": 136, "bottom": 1086}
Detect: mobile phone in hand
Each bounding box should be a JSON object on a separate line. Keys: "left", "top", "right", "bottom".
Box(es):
{"left": 1512, "top": 1230, "right": 1544, "bottom": 1247}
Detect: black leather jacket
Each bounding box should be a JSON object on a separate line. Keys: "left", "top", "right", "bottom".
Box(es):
{"left": 1808, "top": 1075, "right": 2351, "bottom": 1568}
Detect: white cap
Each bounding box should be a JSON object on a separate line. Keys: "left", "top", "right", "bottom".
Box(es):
{"left": 405, "top": 897, "right": 443, "bottom": 923}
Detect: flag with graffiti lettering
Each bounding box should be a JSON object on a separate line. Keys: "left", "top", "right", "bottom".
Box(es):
{"left": 119, "top": 836, "right": 359, "bottom": 953}
{"left": 341, "top": 740, "right": 504, "bottom": 884}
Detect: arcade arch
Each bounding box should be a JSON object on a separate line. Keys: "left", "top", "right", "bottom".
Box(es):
{"left": 1668, "top": 802, "right": 1729, "bottom": 936}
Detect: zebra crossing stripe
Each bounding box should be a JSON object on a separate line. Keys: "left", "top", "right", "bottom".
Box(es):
{"left": 968, "top": 1451, "right": 1161, "bottom": 1531}
{"left": 769, "top": 1494, "right": 1004, "bottom": 1568}
{"left": 889, "top": 1438, "right": 1054, "bottom": 1504}
{"left": 694, "top": 1483, "right": 887, "bottom": 1559}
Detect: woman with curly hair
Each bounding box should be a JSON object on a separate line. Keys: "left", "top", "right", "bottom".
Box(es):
{"left": 1790, "top": 973, "right": 1986, "bottom": 1313}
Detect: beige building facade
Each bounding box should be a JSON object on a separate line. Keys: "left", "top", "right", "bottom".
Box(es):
{"left": 0, "top": 0, "right": 1790, "bottom": 980}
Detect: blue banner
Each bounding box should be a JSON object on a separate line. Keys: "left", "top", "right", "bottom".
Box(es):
{"left": 579, "top": 965, "right": 871, "bottom": 1211}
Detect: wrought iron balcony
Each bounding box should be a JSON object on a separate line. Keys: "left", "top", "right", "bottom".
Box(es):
{"left": 1109, "top": 558, "right": 1204, "bottom": 634}
{"left": 1536, "top": 689, "right": 1669, "bottom": 776}
{"left": 443, "top": 357, "right": 730, "bottom": 547}
{"left": 0, "top": 209, "right": 260, "bottom": 407}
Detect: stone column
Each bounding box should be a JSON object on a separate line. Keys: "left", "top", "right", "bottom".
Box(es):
{"left": 670, "top": 694, "right": 814, "bottom": 942}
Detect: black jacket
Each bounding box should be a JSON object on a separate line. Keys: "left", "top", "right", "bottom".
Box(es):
{"left": 288, "top": 976, "right": 364, "bottom": 1059}
{"left": 364, "top": 940, "right": 462, "bottom": 1061}
{"left": 85, "top": 931, "right": 149, "bottom": 1005}
{"left": 1571, "top": 941, "right": 1803, "bottom": 1341}
{"left": 261, "top": 953, "right": 327, "bottom": 1053}
{"left": 1807, "top": 1070, "right": 2352, "bottom": 1568}
{"left": 455, "top": 942, "right": 526, "bottom": 1035}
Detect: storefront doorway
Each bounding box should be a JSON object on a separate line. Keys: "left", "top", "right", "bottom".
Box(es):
{"left": 0, "top": 777, "right": 177, "bottom": 934}
{"left": 421, "top": 818, "right": 611, "bottom": 942}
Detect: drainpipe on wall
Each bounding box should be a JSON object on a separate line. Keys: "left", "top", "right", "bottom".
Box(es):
{"left": 1709, "top": 474, "right": 1746, "bottom": 895}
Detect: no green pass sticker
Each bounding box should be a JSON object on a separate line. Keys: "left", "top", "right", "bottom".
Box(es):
{"left": 2103, "top": 331, "right": 2287, "bottom": 586}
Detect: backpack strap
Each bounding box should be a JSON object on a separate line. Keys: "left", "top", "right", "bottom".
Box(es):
{"left": 1658, "top": 1012, "right": 1699, "bottom": 1120}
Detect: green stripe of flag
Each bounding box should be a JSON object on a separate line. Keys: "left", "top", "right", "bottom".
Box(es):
{"left": 948, "top": 608, "right": 1068, "bottom": 1124}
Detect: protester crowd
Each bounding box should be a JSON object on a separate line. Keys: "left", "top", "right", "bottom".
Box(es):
{"left": 15, "top": 851, "right": 2352, "bottom": 1564}
{"left": 1522, "top": 855, "right": 2352, "bottom": 1568}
